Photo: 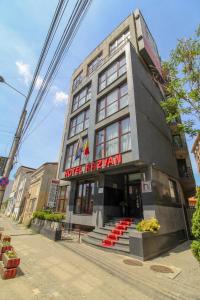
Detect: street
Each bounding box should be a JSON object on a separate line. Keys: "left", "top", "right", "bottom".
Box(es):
{"left": 0, "top": 216, "right": 200, "bottom": 300}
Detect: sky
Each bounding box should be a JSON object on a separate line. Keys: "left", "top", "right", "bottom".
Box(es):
{"left": 0, "top": 0, "right": 199, "bottom": 184}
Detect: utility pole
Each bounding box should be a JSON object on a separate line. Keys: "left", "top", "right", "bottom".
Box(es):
{"left": 0, "top": 76, "right": 28, "bottom": 209}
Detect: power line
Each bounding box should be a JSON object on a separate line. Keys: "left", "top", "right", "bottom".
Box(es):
{"left": 21, "top": 0, "right": 92, "bottom": 141}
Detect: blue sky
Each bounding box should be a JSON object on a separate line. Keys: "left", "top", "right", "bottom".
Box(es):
{"left": 0, "top": 0, "right": 199, "bottom": 184}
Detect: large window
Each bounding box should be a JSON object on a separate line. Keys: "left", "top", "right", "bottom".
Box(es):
{"left": 169, "top": 179, "right": 179, "bottom": 203}
{"left": 98, "top": 55, "right": 126, "bottom": 92}
{"left": 88, "top": 53, "right": 103, "bottom": 75}
{"left": 74, "top": 181, "right": 94, "bottom": 214}
{"left": 73, "top": 71, "right": 83, "bottom": 90}
{"left": 69, "top": 109, "right": 89, "bottom": 138}
{"left": 56, "top": 185, "right": 68, "bottom": 213}
{"left": 97, "top": 83, "right": 128, "bottom": 122}
{"left": 177, "top": 159, "right": 188, "bottom": 178}
{"left": 110, "top": 30, "right": 130, "bottom": 54}
{"left": 172, "top": 134, "right": 183, "bottom": 148}
{"left": 64, "top": 137, "right": 88, "bottom": 169}
{"left": 72, "top": 85, "right": 91, "bottom": 112}
{"left": 95, "top": 117, "right": 131, "bottom": 159}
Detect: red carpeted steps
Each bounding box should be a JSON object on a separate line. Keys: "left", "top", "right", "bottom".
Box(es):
{"left": 102, "top": 219, "right": 133, "bottom": 247}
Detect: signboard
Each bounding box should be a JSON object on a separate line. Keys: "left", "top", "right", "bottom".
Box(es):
{"left": 98, "top": 187, "right": 104, "bottom": 194}
{"left": 0, "top": 156, "right": 8, "bottom": 176}
{"left": 64, "top": 154, "right": 122, "bottom": 178}
{"left": 134, "top": 9, "right": 163, "bottom": 79}
{"left": 141, "top": 181, "right": 152, "bottom": 193}
{"left": 47, "top": 179, "right": 60, "bottom": 208}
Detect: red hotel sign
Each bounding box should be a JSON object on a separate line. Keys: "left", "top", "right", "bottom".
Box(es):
{"left": 64, "top": 154, "right": 122, "bottom": 178}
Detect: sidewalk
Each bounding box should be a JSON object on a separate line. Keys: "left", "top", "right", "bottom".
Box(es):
{"left": 0, "top": 216, "right": 200, "bottom": 300}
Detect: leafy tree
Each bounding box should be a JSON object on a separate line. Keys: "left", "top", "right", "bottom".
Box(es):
{"left": 161, "top": 25, "right": 200, "bottom": 136}
{"left": 191, "top": 187, "right": 200, "bottom": 261}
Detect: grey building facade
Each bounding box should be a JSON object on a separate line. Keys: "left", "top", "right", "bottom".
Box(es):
{"left": 58, "top": 9, "right": 195, "bottom": 244}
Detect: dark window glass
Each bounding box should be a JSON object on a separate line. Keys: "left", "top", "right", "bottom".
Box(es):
{"left": 172, "top": 135, "right": 183, "bottom": 148}
{"left": 97, "top": 83, "right": 128, "bottom": 122}
{"left": 74, "top": 181, "right": 94, "bottom": 214}
{"left": 64, "top": 137, "right": 88, "bottom": 169}
{"left": 73, "top": 71, "right": 83, "bottom": 91}
{"left": 88, "top": 53, "right": 103, "bottom": 75}
{"left": 110, "top": 30, "right": 130, "bottom": 54}
{"left": 69, "top": 109, "right": 89, "bottom": 138}
{"left": 177, "top": 159, "right": 188, "bottom": 177}
{"left": 72, "top": 85, "right": 91, "bottom": 112}
{"left": 98, "top": 55, "right": 126, "bottom": 92}
{"left": 169, "top": 179, "right": 179, "bottom": 203}
{"left": 95, "top": 117, "right": 131, "bottom": 159}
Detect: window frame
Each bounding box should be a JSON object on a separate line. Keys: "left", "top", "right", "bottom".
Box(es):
{"left": 64, "top": 136, "right": 88, "bottom": 170}
{"left": 87, "top": 52, "right": 103, "bottom": 75}
{"left": 69, "top": 109, "right": 89, "bottom": 138}
{"left": 56, "top": 185, "right": 68, "bottom": 213}
{"left": 73, "top": 71, "right": 83, "bottom": 91}
{"left": 96, "top": 82, "right": 128, "bottom": 122}
{"left": 72, "top": 85, "right": 91, "bottom": 112}
{"left": 168, "top": 179, "right": 179, "bottom": 203}
{"left": 98, "top": 55, "right": 126, "bottom": 92}
{"left": 74, "top": 181, "right": 94, "bottom": 215}
{"left": 109, "top": 30, "right": 130, "bottom": 54}
{"left": 95, "top": 117, "right": 131, "bottom": 160}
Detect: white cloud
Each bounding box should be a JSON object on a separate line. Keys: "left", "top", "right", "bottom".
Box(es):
{"left": 35, "top": 76, "right": 43, "bottom": 89}
{"left": 15, "top": 61, "right": 44, "bottom": 90}
{"left": 54, "top": 91, "right": 69, "bottom": 106}
{"left": 16, "top": 61, "right": 32, "bottom": 85}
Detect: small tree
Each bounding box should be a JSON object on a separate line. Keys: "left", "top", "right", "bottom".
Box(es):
{"left": 161, "top": 25, "right": 200, "bottom": 136}
{"left": 191, "top": 187, "right": 200, "bottom": 261}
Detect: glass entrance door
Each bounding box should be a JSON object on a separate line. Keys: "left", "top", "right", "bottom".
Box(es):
{"left": 127, "top": 182, "right": 143, "bottom": 218}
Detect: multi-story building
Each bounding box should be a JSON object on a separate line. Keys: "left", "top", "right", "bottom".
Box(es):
{"left": 5, "top": 166, "right": 35, "bottom": 217}
{"left": 22, "top": 162, "right": 58, "bottom": 225}
{"left": 58, "top": 9, "right": 195, "bottom": 253}
{"left": 12, "top": 169, "right": 35, "bottom": 221}
{"left": 192, "top": 133, "right": 200, "bottom": 174}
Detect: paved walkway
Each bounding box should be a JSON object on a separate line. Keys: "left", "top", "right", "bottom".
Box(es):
{"left": 0, "top": 216, "right": 200, "bottom": 300}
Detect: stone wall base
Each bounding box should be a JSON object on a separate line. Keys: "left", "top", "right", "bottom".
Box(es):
{"left": 31, "top": 219, "right": 62, "bottom": 241}
{"left": 129, "top": 230, "right": 187, "bottom": 261}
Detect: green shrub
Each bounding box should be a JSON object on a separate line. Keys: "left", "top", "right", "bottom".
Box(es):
{"left": 33, "top": 210, "right": 64, "bottom": 222}
{"left": 191, "top": 187, "right": 200, "bottom": 262}
{"left": 136, "top": 218, "right": 160, "bottom": 233}
{"left": 191, "top": 240, "right": 200, "bottom": 262}
{"left": 192, "top": 188, "right": 200, "bottom": 239}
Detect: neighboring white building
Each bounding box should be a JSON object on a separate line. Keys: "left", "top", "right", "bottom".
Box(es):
{"left": 5, "top": 166, "right": 35, "bottom": 219}
{"left": 12, "top": 171, "right": 33, "bottom": 221}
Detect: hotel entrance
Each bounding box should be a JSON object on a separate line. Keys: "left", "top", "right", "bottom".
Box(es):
{"left": 104, "top": 173, "right": 143, "bottom": 221}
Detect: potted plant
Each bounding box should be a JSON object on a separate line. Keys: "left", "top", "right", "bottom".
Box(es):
{"left": 0, "top": 262, "right": 17, "bottom": 280}
{"left": 0, "top": 241, "right": 13, "bottom": 254}
{"left": 1, "top": 235, "right": 11, "bottom": 243}
{"left": 129, "top": 218, "right": 161, "bottom": 261}
{"left": 2, "top": 250, "right": 20, "bottom": 269}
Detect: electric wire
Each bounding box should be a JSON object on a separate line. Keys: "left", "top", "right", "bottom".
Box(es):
{"left": 16, "top": 0, "right": 92, "bottom": 157}
{"left": 21, "top": 0, "right": 91, "bottom": 139}
{"left": 22, "top": 0, "right": 87, "bottom": 135}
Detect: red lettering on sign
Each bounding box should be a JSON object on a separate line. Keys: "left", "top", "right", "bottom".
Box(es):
{"left": 97, "top": 159, "right": 102, "bottom": 169}
{"left": 74, "top": 166, "right": 82, "bottom": 175}
{"left": 106, "top": 156, "right": 114, "bottom": 167}
{"left": 64, "top": 154, "right": 122, "bottom": 178}
{"left": 91, "top": 162, "right": 96, "bottom": 171}
{"left": 85, "top": 163, "right": 91, "bottom": 172}
{"left": 114, "top": 154, "right": 122, "bottom": 165}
